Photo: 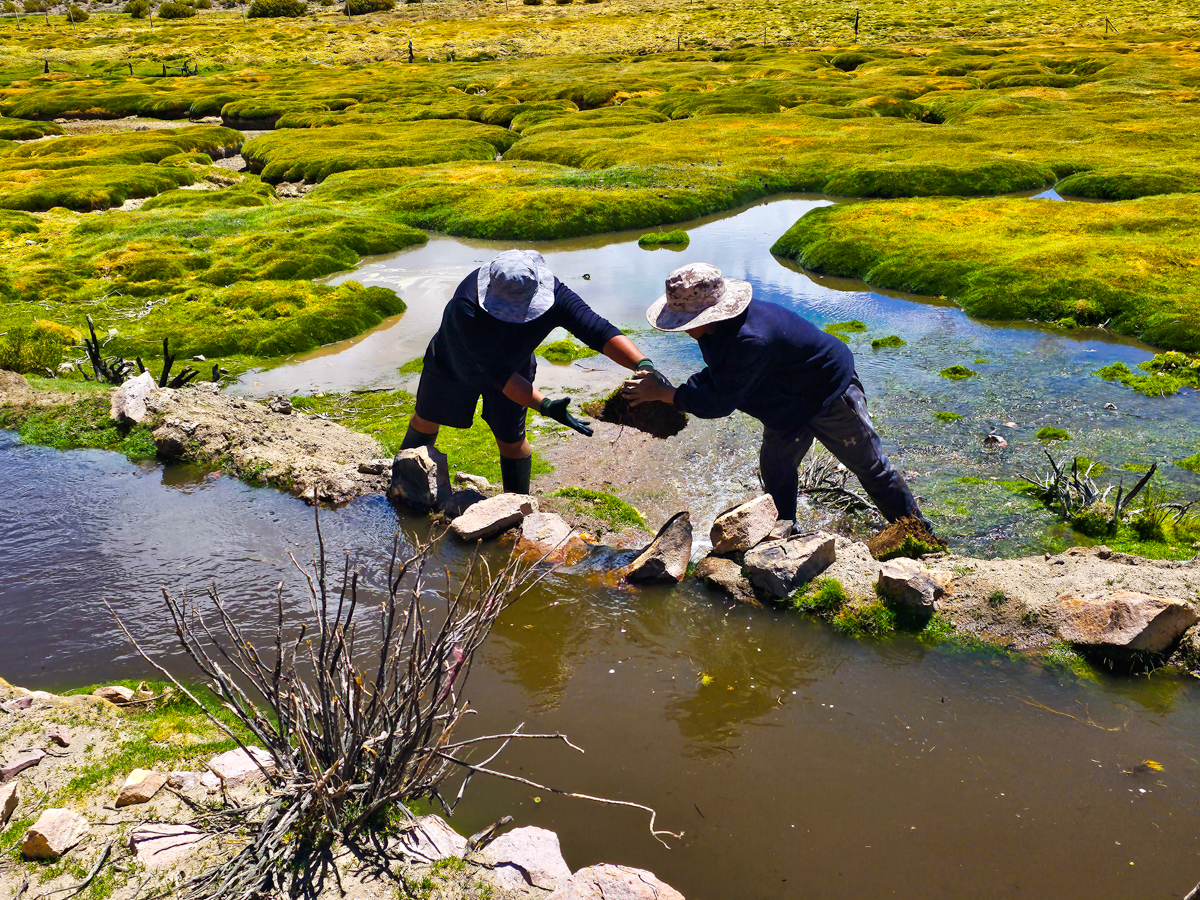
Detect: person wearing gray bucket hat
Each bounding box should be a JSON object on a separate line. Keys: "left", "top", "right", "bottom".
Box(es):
{"left": 399, "top": 249, "right": 663, "bottom": 496}
{"left": 624, "top": 262, "right": 929, "bottom": 528}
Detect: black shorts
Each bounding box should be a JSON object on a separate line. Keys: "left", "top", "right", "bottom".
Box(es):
{"left": 414, "top": 353, "right": 533, "bottom": 445}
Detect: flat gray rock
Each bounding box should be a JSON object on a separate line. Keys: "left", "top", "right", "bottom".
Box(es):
{"left": 450, "top": 493, "right": 538, "bottom": 541}
{"left": 395, "top": 814, "right": 467, "bottom": 863}
{"left": 476, "top": 826, "right": 571, "bottom": 894}
{"left": 2, "top": 748, "right": 45, "bottom": 782}
{"left": 205, "top": 746, "right": 275, "bottom": 786}
{"left": 743, "top": 532, "right": 836, "bottom": 598}
{"left": 129, "top": 823, "right": 206, "bottom": 870}
{"left": 22, "top": 808, "right": 88, "bottom": 860}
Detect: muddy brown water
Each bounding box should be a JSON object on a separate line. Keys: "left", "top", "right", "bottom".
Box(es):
{"left": 2, "top": 434, "right": 1198, "bottom": 898}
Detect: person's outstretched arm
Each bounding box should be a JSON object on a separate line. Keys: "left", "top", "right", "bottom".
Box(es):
{"left": 503, "top": 373, "right": 593, "bottom": 436}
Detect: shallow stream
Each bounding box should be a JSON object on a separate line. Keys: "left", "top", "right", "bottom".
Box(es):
{"left": 2, "top": 435, "right": 1199, "bottom": 898}
{"left": 239, "top": 195, "right": 1200, "bottom": 556}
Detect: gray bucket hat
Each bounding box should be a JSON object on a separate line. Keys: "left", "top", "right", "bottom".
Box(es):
{"left": 477, "top": 249, "right": 556, "bottom": 324}
{"left": 646, "top": 262, "right": 753, "bottom": 332}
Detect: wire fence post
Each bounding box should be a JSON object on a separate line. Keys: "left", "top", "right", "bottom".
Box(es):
{"left": 854, "top": 8, "right": 859, "bottom": 37}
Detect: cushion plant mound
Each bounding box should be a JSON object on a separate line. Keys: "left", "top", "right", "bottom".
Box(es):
{"left": 940, "top": 365, "right": 977, "bottom": 380}
{"left": 1036, "top": 426, "right": 1071, "bottom": 441}
{"left": 871, "top": 335, "right": 906, "bottom": 349}
{"left": 537, "top": 338, "right": 597, "bottom": 365}
{"left": 826, "top": 320, "right": 867, "bottom": 333}
{"left": 867, "top": 517, "right": 947, "bottom": 562}
{"left": 638, "top": 230, "right": 690, "bottom": 248}
{"left": 581, "top": 388, "right": 688, "bottom": 439}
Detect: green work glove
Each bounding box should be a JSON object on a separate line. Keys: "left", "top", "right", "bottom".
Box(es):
{"left": 634, "top": 358, "right": 672, "bottom": 390}
{"left": 539, "top": 397, "right": 593, "bottom": 437}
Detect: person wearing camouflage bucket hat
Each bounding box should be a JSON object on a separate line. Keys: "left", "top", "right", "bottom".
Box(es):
{"left": 625, "top": 262, "right": 929, "bottom": 528}
{"left": 399, "top": 249, "right": 664, "bottom": 495}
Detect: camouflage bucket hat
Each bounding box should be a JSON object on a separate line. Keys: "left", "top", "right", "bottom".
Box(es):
{"left": 478, "top": 249, "right": 556, "bottom": 325}
{"left": 646, "top": 262, "right": 752, "bottom": 332}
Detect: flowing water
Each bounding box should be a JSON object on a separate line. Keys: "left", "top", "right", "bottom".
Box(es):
{"left": 239, "top": 195, "right": 1200, "bottom": 556}
{"left": 6, "top": 196, "right": 1200, "bottom": 897}
{"left": 1, "top": 434, "right": 1199, "bottom": 898}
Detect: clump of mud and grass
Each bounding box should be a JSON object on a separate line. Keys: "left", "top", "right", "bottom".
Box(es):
{"left": 867, "top": 516, "right": 947, "bottom": 561}
{"left": 581, "top": 387, "right": 688, "bottom": 438}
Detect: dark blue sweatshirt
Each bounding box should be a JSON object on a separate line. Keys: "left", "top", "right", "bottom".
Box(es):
{"left": 673, "top": 299, "right": 854, "bottom": 429}
{"left": 426, "top": 270, "right": 621, "bottom": 391}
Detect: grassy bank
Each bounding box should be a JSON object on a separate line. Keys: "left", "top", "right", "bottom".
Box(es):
{"left": 771, "top": 195, "right": 1200, "bottom": 350}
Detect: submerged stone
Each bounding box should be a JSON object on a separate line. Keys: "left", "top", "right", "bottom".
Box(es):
{"left": 694, "top": 554, "right": 759, "bottom": 605}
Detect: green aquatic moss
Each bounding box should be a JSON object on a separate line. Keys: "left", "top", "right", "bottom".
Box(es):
{"left": 1175, "top": 453, "right": 1200, "bottom": 474}
{"left": 939, "top": 365, "right": 976, "bottom": 380}
{"left": 934, "top": 410, "right": 962, "bottom": 423}
{"left": 790, "top": 577, "right": 846, "bottom": 617}
{"left": 140, "top": 180, "right": 277, "bottom": 210}
{"left": 825, "top": 320, "right": 867, "bottom": 333}
{"left": 398, "top": 356, "right": 424, "bottom": 375}
{"left": 638, "top": 229, "right": 690, "bottom": 248}
{"left": 871, "top": 335, "right": 905, "bottom": 349}
{"left": 833, "top": 600, "right": 896, "bottom": 637}
{"left": 1036, "top": 426, "right": 1071, "bottom": 441}
{"left": 0, "top": 395, "right": 157, "bottom": 460}
{"left": 537, "top": 338, "right": 597, "bottom": 365}
{"left": 549, "top": 487, "right": 645, "bottom": 530}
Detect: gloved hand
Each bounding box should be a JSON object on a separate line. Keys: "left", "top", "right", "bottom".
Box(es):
{"left": 539, "top": 397, "right": 593, "bottom": 436}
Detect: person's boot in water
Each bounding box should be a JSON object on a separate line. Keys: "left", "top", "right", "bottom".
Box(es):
{"left": 499, "top": 455, "right": 532, "bottom": 494}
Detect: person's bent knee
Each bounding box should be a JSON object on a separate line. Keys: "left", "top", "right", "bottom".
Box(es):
{"left": 409, "top": 413, "right": 440, "bottom": 435}
{"left": 496, "top": 438, "right": 532, "bottom": 459}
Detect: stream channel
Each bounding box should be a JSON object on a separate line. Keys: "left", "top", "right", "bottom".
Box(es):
{"left": 3, "top": 195, "right": 1200, "bottom": 898}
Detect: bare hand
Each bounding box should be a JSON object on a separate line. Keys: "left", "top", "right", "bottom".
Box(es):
{"left": 621, "top": 370, "right": 674, "bottom": 407}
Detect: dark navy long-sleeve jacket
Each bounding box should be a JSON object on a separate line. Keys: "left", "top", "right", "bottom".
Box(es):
{"left": 427, "top": 270, "right": 621, "bottom": 391}
{"left": 673, "top": 299, "right": 854, "bottom": 430}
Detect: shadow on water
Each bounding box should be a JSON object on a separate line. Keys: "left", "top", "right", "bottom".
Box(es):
{"left": 2, "top": 432, "right": 1199, "bottom": 899}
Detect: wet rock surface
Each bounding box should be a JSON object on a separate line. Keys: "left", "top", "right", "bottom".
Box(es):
{"left": 388, "top": 446, "right": 451, "bottom": 510}
{"left": 743, "top": 532, "right": 837, "bottom": 598}
{"left": 516, "top": 511, "right": 587, "bottom": 562}
{"left": 694, "top": 555, "right": 758, "bottom": 605}
{"left": 620, "top": 512, "right": 692, "bottom": 583}
{"left": 451, "top": 493, "right": 538, "bottom": 541}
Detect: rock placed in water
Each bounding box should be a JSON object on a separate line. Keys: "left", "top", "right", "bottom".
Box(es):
{"left": 116, "top": 769, "right": 168, "bottom": 807}
{"left": 2, "top": 749, "right": 45, "bottom": 782}
{"left": 1056, "top": 590, "right": 1200, "bottom": 653}
{"left": 620, "top": 512, "right": 692, "bottom": 584}
{"left": 876, "top": 557, "right": 950, "bottom": 610}
{"left": 694, "top": 555, "right": 758, "bottom": 605}
{"left": 22, "top": 808, "right": 88, "bottom": 860}
{"left": 516, "top": 512, "right": 587, "bottom": 563}
{"left": 475, "top": 826, "right": 571, "bottom": 894}
{"left": 709, "top": 494, "right": 778, "bottom": 555}
{"left": 93, "top": 685, "right": 136, "bottom": 705}
{"left": 451, "top": 493, "right": 538, "bottom": 542}
{"left": 743, "top": 532, "right": 836, "bottom": 599}
{"left": 388, "top": 446, "right": 451, "bottom": 511}
{"left": 581, "top": 388, "right": 687, "bottom": 439}
{"left": 1, "top": 782, "right": 18, "bottom": 827}
{"left": 866, "top": 517, "right": 946, "bottom": 561}
{"left": 442, "top": 488, "right": 487, "bottom": 520}
{"left": 547, "top": 863, "right": 685, "bottom": 900}
{"left": 396, "top": 814, "right": 468, "bottom": 864}
{"left": 205, "top": 746, "right": 275, "bottom": 787}
{"left": 129, "top": 823, "right": 206, "bottom": 870}
{"left": 109, "top": 370, "right": 158, "bottom": 424}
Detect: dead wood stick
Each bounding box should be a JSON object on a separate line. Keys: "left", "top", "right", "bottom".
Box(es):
{"left": 33, "top": 840, "right": 112, "bottom": 900}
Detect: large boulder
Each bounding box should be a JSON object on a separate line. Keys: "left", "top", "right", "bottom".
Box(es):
{"left": 109, "top": 370, "right": 159, "bottom": 424}
{"left": 875, "top": 557, "right": 951, "bottom": 610}
{"left": 129, "top": 823, "right": 206, "bottom": 870}
{"left": 547, "top": 864, "right": 685, "bottom": 900}
{"left": 475, "top": 826, "right": 571, "bottom": 895}
{"left": 709, "top": 495, "right": 778, "bottom": 555}
{"left": 1056, "top": 590, "right": 1200, "bottom": 653}
{"left": 116, "top": 769, "right": 168, "bottom": 807}
{"left": 396, "top": 814, "right": 468, "bottom": 863}
{"left": 516, "top": 512, "right": 587, "bottom": 563}
{"left": 22, "top": 808, "right": 88, "bottom": 860}
{"left": 388, "top": 446, "right": 451, "bottom": 510}
{"left": 742, "top": 532, "right": 836, "bottom": 598}
{"left": 620, "top": 512, "right": 692, "bottom": 584}
{"left": 450, "top": 493, "right": 538, "bottom": 541}
{"left": 694, "top": 555, "right": 758, "bottom": 606}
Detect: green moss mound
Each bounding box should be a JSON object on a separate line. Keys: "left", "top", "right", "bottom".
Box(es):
{"left": 1094, "top": 353, "right": 1200, "bottom": 397}
{"left": 242, "top": 122, "right": 518, "bottom": 184}
{"left": 581, "top": 387, "right": 688, "bottom": 438}
{"left": 550, "top": 487, "right": 645, "bottom": 530}
{"left": 638, "top": 229, "right": 690, "bottom": 248}
{"left": 939, "top": 365, "right": 977, "bottom": 380}
{"left": 1036, "top": 426, "right": 1071, "bottom": 441}
{"left": 0, "top": 396, "right": 156, "bottom": 460}
{"left": 790, "top": 577, "right": 846, "bottom": 616}
{"left": 934, "top": 410, "right": 961, "bottom": 423}
{"left": 867, "top": 516, "right": 946, "bottom": 561}
{"left": 1175, "top": 453, "right": 1200, "bottom": 474}
{"left": 871, "top": 335, "right": 905, "bottom": 349}
{"left": 825, "top": 320, "right": 867, "bottom": 333}
{"left": 537, "top": 338, "right": 597, "bottom": 365}
{"left": 0, "top": 119, "right": 63, "bottom": 142}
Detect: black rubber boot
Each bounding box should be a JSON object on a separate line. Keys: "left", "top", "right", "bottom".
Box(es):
{"left": 400, "top": 423, "right": 437, "bottom": 451}
{"left": 499, "top": 455, "right": 532, "bottom": 495}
